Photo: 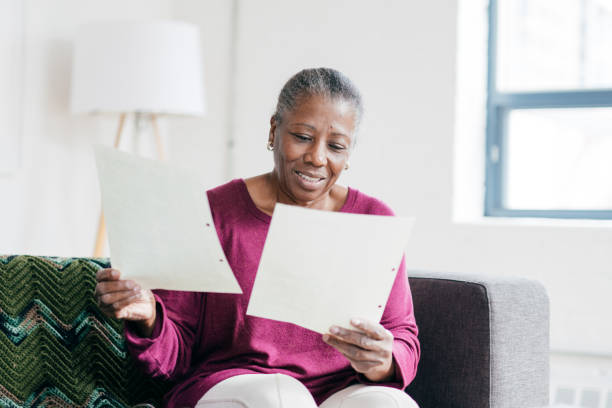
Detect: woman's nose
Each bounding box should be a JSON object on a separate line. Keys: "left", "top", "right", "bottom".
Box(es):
{"left": 305, "top": 142, "right": 326, "bottom": 166}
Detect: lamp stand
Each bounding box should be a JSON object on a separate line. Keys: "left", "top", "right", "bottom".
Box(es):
{"left": 93, "top": 112, "right": 165, "bottom": 257}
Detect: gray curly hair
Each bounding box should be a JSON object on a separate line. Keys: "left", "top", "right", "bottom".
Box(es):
{"left": 272, "top": 68, "right": 364, "bottom": 132}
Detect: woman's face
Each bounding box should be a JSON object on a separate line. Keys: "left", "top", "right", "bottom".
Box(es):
{"left": 269, "top": 94, "right": 357, "bottom": 206}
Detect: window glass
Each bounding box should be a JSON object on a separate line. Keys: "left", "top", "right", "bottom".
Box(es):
{"left": 497, "top": 0, "right": 612, "bottom": 92}
{"left": 504, "top": 108, "right": 612, "bottom": 210}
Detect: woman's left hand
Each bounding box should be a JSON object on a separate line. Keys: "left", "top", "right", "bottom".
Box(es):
{"left": 322, "top": 318, "right": 395, "bottom": 382}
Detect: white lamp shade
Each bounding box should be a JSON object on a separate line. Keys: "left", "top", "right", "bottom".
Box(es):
{"left": 70, "top": 21, "right": 205, "bottom": 115}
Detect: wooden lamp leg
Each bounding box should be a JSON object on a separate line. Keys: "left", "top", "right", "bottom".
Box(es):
{"left": 150, "top": 114, "right": 166, "bottom": 161}
{"left": 93, "top": 113, "right": 126, "bottom": 257}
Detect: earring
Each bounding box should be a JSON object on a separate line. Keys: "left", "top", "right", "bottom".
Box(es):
{"left": 266, "top": 141, "right": 274, "bottom": 151}
{"left": 344, "top": 161, "right": 350, "bottom": 171}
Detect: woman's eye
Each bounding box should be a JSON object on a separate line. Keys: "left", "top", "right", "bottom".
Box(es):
{"left": 291, "top": 133, "right": 310, "bottom": 141}
{"left": 329, "top": 144, "right": 345, "bottom": 151}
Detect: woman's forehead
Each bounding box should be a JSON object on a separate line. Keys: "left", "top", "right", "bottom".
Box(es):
{"left": 286, "top": 95, "right": 357, "bottom": 121}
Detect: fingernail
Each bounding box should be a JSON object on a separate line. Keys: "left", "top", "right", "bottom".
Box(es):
{"left": 351, "top": 318, "right": 361, "bottom": 326}
{"left": 330, "top": 326, "right": 340, "bottom": 334}
{"left": 322, "top": 334, "right": 330, "bottom": 341}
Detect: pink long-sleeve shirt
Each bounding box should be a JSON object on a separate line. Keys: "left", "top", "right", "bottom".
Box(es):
{"left": 125, "top": 179, "right": 420, "bottom": 407}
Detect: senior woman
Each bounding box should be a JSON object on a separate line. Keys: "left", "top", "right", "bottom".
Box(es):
{"left": 95, "top": 68, "right": 420, "bottom": 408}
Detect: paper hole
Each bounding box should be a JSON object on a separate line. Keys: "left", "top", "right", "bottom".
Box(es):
{"left": 206, "top": 223, "right": 210, "bottom": 227}
{"left": 378, "top": 305, "right": 382, "bottom": 308}
{"left": 219, "top": 259, "right": 223, "bottom": 262}
{"left": 392, "top": 268, "right": 396, "bottom": 271}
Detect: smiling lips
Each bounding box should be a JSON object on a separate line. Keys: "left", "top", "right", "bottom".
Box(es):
{"left": 294, "top": 169, "right": 326, "bottom": 185}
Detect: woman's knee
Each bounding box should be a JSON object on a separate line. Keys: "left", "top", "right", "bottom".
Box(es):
{"left": 320, "top": 384, "right": 419, "bottom": 408}
{"left": 196, "top": 373, "right": 317, "bottom": 408}
{"left": 341, "top": 391, "right": 418, "bottom": 408}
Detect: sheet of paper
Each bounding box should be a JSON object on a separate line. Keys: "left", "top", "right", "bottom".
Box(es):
{"left": 93, "top": 145, "right": 242, "bottom": 293}
{"left": 246, "top": 203, "right": 414, "bottom": 334}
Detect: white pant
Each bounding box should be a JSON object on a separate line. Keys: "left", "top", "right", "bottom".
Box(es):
{"left": 195, "top": 373, "right": 419, "bottom": 408}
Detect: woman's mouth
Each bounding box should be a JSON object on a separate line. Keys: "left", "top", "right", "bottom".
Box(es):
{"left": 294, "top": 170, "right": 325, "bottom": 187}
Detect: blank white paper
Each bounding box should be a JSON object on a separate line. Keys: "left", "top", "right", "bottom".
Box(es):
{"left": 246, "top": 203, "right": 414, "bottom": 334}
{"left": 93, "top": 145, "right": 242, "bottom": 294}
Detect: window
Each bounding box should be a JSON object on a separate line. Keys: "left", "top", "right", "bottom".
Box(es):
{"left": 485, "top": 0, "right": 612, "bottom": 219}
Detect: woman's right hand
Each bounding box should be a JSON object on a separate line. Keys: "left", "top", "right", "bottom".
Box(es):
{"left": 95, "top": 268, "right": 157, "bottom": 337}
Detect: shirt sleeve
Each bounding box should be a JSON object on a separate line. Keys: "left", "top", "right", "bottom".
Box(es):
{"left": 124, "top": 289, "right": 204, "bottom": 380}
{"left": 357, "top": 255, "right": 421, "bottom": 389}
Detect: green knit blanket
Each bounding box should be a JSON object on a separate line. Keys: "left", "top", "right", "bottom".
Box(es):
{"left": 0, "top": 255, "right": 170, "bottom": 407}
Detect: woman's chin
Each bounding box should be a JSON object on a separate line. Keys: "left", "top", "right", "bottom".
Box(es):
{"left": 286, "top": 183, "right": 328, "bottom": 205}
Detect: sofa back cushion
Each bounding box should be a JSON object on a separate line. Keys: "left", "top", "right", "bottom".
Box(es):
{"left": 405, "top": 276, "right": 491, "bottom": 408}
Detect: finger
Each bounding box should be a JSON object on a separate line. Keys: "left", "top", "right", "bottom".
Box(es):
{"left": 350, "top": 318, "right": 391, "bottom": 341}
{"left": 328, "top": 326, "right": 385, "bottom": 352}
{"left": 112, "top": 291, "right": 145, "bottom": 313}
{"left": 323, "top": 335, "right": 385, "bottom": 373}
{"left": 96, "top": 268, "right": 121, "bottom": 282}
{"left": 99, "top": 292, "right": 142, "bottom": 320}
{"left": 323, "top": 334, "right": 382, "bottom": 364}
{"left": 95, "top": 280, "right": 140, "bottom": 297}
{"left": 99, "top": 288, "right": 140, "bottom": 307}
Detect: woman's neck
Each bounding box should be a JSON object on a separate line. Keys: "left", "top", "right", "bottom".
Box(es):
{"left": 271, "top": 174, "right": 332, "bottom": 211}
{"left": 244, "top": 172, "right": 347, "bottom": 216}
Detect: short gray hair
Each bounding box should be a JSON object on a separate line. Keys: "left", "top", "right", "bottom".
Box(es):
{"left": 272, "top": 68, "right": 363, "bottom": 131}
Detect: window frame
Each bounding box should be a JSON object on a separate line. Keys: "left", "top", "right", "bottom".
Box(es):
{"left": 484, "top": 0, "right": 612, "bottom": 220}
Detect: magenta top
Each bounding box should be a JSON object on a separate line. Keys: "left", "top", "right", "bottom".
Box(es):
{"left": 125, "top": 179, "right": 420, "bottom": 407}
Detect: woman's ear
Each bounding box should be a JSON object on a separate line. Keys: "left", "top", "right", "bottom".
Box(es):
{"left": 268, "top": 115, "right": 277, "bottom": 145}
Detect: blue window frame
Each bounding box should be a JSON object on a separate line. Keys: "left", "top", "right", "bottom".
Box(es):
{"left": 484, "top": 0, "right": 612, "bottom": 219}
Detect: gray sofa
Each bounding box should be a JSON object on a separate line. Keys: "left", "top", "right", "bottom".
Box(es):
{"left": 406, "top": 271, "right": 550, "bottom": 408}
{"left": 0, "top": 255, "right": 549, "bottom": 407}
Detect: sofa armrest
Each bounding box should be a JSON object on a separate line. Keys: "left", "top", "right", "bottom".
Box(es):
{"left": 405, "top": 271, "right": 550, "bottom": 408}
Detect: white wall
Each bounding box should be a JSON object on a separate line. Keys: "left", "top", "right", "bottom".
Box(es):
{"left": 0, "top": 0, "right": 24, "bottom": 174}
{"left": 0, "top": 0, "right": 234, "bottom": 257}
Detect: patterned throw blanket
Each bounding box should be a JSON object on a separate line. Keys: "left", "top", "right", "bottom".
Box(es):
{"left": 0, "top": 255, "right": 169, "bottom": 408}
